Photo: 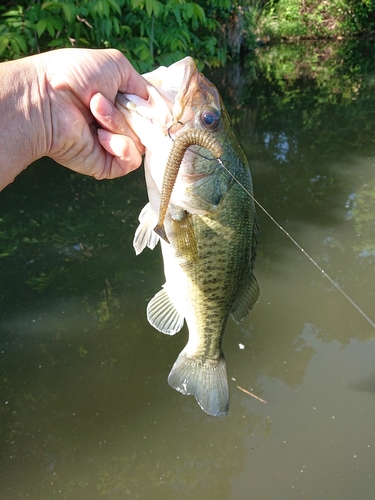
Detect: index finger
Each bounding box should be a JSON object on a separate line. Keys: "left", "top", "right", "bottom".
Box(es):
{"left": 108, "top": 49, "right": 149, "bottom": 99}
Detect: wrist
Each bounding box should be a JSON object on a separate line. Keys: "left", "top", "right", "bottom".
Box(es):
{"left": 0, "top": 55, "right": 51, "bottom": 189}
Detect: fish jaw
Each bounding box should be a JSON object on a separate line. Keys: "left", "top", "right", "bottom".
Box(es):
{"left": 116, "top": 87, "right": 173, "bottom": 217}
{"left": 141, "top": 56, "right": 201, "bottom": 127}
{"left": 115, "top": 87, "right": 172, "bottom": 160}
{"left": 116, "top": 57, "right": 223, "bottom": 219}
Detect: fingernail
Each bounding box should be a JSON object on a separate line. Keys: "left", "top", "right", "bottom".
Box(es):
{"left": 98, "top": 129, "right": 111, "bottom": 141}
{"left": 98, "top": 95, "right": 114, "bottom": 116}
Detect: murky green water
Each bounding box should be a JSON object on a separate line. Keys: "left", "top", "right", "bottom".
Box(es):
{"left": 1, "top": 41, "right": 375, "bottom": 499}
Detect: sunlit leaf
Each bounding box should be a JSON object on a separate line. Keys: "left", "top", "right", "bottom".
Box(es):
{"left": 192, "top": 3, "right": 205, "bottom": 23}
{"left": 47, "top": 38, "right": 66, "bottom": 47}
{"left": 107, "top": 0, "right": 122, "bottom": 16}
{"left": 35, "top": 19, "right": 47, "bottom": 37}
{"left": 104, "top": 17, "right": 113, "bottom": 37}
{"left": 101, "top": 0, "right": 110, "bottom": 18}
{"left": 46, "top": 19, "right": 56, "bottom": 37}
{"left": 2, "top": 9, "right": 24, "bottom": 17}
{"left": 0, "top": 36, "right": 9, "bottom": 55}
{"left": 112, "top": 16, "right": 120, "bottom": 34}
{"left": 41, "top": 1, "right": 56, "bottom": 9}
{"left": 145, "top": 0, "right": 162, "bottom": 18}
{"left": 185, "top": 2, "right": 194, "bottom": 18}
{"left": 131, "top": 0, "right": 144, "bottom": 8}
{"left": 61, "top": 2, "right": 76, "bottom": 23}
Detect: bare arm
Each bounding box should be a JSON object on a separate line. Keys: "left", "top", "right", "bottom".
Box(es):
{"left": 0, "top": 57, "right": 49, "bottom": 189}
{"left": 0, "top": 48, "right": 148, "bottom": 191}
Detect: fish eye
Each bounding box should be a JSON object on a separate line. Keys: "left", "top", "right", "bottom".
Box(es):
{"left": 200, "top": 107, "right": 221, "bottom": 130}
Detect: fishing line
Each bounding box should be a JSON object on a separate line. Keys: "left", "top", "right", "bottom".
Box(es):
{"left": 167, "top": 129, "right": 375, "bottom": 328}
{"left": 216, "top": 159, "right": 375, "bottom": 330}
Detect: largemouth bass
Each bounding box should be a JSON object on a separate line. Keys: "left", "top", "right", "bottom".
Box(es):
{"left": 116, "top": 57, "right": 259, "bottom": 416}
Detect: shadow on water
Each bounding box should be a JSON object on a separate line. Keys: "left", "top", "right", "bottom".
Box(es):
{"left": 1, "top": 40, "right": 375, "bottom": 499}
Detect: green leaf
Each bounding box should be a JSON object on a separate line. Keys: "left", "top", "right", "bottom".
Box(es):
{"left": 112, "top": 16, "right": 120, "bottom": 34}
{"left": 74, "top": 22, "right": 81, "bottom": 42}
{"left": 193, "top": 3, "right": 205, "bottom": 23}
{"left": 107, "top": 0, "right": 122, "bottom": 16}
{"left": 36, "top": 19, "right": 47, "bottom": 37}
{"left": 145, "top": 0, "right": 153, "bottom": 17}
{"left": 186, "top": 2, "right": 194, "bottom": 18}
{"left": 100, "top": 0, "right": 110, "bottom": 18}
{"left": 131, "top": 0, "right": 145, "bottom": 9}
{"left": 47, "top": 38, "right": 66, "bottom": 47}
{"left": 9, "top": 37, "right": 20, "bottom": 54}
{"left": 9, "top": 33, "right": 27, "bottom": 53}
{"left": 46, "top": 19, "right": 56, "bottom": 37}
{"left": 41, "top": 2, "right": 56, "bottom": 10}
{"left": 171, "top": 4, "right": 182, "bottom": 24}
{"left": 0, "top": 36, "right": 9, "bottom": 55}
{"left": 104, "top": 17, "right": 113, "bottom": 37}
{"left": 145, "top": 0, "right": 162, "bottom": 17}
{"left": 61, "top": 3, "right": 76, "bottom": 23}
{"left": 2, "top": 9, "right": 24, "bottom": 17}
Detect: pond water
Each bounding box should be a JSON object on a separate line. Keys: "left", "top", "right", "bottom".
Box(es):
{"left": 1, "top": 41, "right": 375, "bottom": 499}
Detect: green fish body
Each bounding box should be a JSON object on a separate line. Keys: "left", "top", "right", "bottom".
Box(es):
{"left": 116, "top": 57, "right": 259, "bottom": 416}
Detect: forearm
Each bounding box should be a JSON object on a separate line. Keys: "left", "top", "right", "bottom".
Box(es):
{"left": 0, "top": 56, "right": 50, "bottom": 191}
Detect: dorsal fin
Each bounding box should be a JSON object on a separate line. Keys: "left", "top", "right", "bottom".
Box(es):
{"left": 231, "top": 273, "right": 260, "bottom": 324}
{"left": 231, "top": 214, "right": 260, "bottom": 324}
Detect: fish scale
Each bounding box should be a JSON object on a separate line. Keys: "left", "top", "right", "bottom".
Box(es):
{"left": 163, "top": 177, "right": 256, "bottom": 398}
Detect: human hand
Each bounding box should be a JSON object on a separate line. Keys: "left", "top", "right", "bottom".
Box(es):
{"left": 38, "top": 48, "right": 148, "bottom": 179}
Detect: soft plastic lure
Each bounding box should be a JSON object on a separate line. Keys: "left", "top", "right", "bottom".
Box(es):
{"left": 154, "top": 128, "right": 223, "bottom": 242}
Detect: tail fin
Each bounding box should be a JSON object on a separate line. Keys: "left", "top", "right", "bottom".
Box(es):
{"left": 167, "top": 351, "right": 229, "bottom": 417}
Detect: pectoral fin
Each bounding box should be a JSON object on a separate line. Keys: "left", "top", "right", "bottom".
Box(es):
{"left": 167, "top": 208, "right": 198, "bottom": 261}
{"left": 133, "top": 203, "right": 160, "bottom": 255}
{"left": 231, "top": 273, "right": 260, "bottom": 324}
{"left": 147, "top": 286, "right": 184, "bottom": 335}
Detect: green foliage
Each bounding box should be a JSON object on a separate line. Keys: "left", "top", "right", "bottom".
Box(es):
{"left": 258, "top": 0, "right": 375, "bottom": 40}
{"left": 0, "top": 0, "right": 261, "bottom": 70}
{"left": 0, "top": 0, "right": 131, "bottom": 57}
{"left": 1, "top": 0, "right": 375, "bottom": 67}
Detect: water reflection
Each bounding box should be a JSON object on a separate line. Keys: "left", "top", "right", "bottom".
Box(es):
{"left": 263, "top": 131, "right": 298, "bottom": 163}
{"left": 1, "top": 41, "right": 375, "bottom": 499}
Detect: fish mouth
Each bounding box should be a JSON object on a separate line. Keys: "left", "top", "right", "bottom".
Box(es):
{"left": 166, "top": 57, "right": 222, "bottom": 131}
{"left": 116, "top": 57, "right": 222, "bottom": 136}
